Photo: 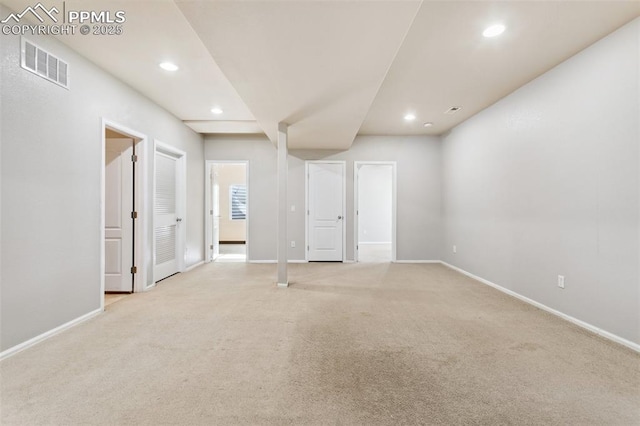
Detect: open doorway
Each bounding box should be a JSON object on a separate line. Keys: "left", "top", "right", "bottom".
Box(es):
{"left": 206, "top": 162, "right": 248, "bottom": 263}
{"left": 102, "top": 122, "right": 147, "bottom": 309}
{"left": 354, "top": 162, "right": 396, "bottom": 263}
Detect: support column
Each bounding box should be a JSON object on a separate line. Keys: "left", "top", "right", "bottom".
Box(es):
{"left": 277, "top": 123, "right": 288, "bottom": 287}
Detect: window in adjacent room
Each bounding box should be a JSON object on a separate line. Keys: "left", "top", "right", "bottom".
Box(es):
{"left": 229, "top": 184, "right": 247, "bottom": 220}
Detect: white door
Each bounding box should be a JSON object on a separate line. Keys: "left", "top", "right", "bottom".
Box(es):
{"left": 212, "top": 171, "right": 220, "bottom": 260}
{"left": 308, "top": 162, "right": 344, "bottom": 261}
{"left": 105, "top": 138, "right": 134, "bottom": 292}
{"left": 154, "top": 151, "right": 181, "bottom": 281}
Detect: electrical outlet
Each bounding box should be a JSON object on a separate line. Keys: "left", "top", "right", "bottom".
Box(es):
{"left": 290, "top": 241, "right": 296, "bottom": 248}
{"left": 453, "top": 245, "right": 457, "bottom": 254}
{"left": 557, "top": 275, "right": 565, "bottom": 289}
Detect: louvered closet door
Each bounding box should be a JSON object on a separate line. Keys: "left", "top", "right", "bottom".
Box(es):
{"left": 154, "top": 152, "right": 180, "bottom": 281}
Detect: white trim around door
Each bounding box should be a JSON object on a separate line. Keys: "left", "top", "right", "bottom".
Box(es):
{"left": 101, "top": 119, "right": 149, "bottom": 310}
{"left": 305, "top": 160, "right": 346, "bottom": 262}
{"left": 354, "top": 161, "right": 397, "bottom": 263}
{"left": 204, "top": 160, "right": 250, "bottom": 263}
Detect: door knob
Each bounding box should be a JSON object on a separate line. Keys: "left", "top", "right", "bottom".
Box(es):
{"left": 337, "top": 215, "right": 343, "bottom": 220}
{"left": 176, "top": 217, "right": 183, "bottom": 222}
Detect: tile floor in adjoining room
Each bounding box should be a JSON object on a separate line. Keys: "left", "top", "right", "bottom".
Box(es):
{"left": 357, "top": 243, "right": 392, "bottom": 263}
{"left": 216, "top": 244, "right": 247, "bottom": 262}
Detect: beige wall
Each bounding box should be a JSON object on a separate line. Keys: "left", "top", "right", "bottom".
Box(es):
{"left": 214, "top": 164, "right": 247, "bottom": 242}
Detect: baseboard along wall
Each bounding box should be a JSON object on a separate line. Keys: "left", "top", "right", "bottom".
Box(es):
{"left": 440, "top": 261, "right": 639, "bottom": 353}
{"left": 0, "top": 308, "right": 103, "bottom": 361}
{"left": 2, "top": 259, "right": 636, "bottom": 360}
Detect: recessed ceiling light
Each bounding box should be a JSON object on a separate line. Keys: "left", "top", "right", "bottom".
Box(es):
{"left": 211, "top": 107, "right": 223, "bottom": 115}
{"left": 483, "top": 24, "right": 506, "bottom": 38}
{"left": 159, "top": 62, "right": 179, "bottom": 71}
{"left": 404, "top": 113, "right": 416, "bottom": 121}
{"left": 423, "top": 122, "right": 433, "bottom": 127}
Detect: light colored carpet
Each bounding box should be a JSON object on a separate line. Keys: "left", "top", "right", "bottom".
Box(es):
{"left": 1, "top": 262, "right": 638, "bottom": 425}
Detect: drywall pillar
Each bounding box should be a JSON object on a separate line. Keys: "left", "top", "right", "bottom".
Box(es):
{"left": 277, "top": 123, "right": 288, "bottom": 287}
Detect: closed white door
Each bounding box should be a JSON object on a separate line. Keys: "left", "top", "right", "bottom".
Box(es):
{"left": 105, "top": 138, "right": 134, "bottom": 292}
{"left": 154, "top": 151, "right": 181, "bottom": 281}
{"left": 308, "top": 162, "right": 344, "bottom": 261}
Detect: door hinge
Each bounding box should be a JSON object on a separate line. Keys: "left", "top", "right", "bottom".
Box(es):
{"left": 131, "top": 211, "right": 138, "bottom": 219}
{"left": 307, "top": 245, "right": 310, "bottom": 251}
{"left": 210, "top": 245, "right": 214, "bottom": 250}
{"left": 131, "top": 266, "right": 137, "bottom": 274}
{"left": 210, "top": 210, "right": 213, "bottom": 215}
{"left": 307, "top": 210, "right": 310, "bottom": 215}
{"left": 131, "top": 154, "right": 138, "bottom": 162}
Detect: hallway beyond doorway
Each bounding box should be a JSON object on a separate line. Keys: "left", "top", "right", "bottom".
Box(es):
{"left": 206, "top": 161, "right": 249, "bottom": 263}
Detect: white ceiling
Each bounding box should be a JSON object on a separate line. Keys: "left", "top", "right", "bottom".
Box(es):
{"left": 2, "top": 0, "right": 257, "bottom": 129}
{"left": 2, "top": 0, "right": 639, "bottom": 149}
{"left": 175, "top": 0, "right": 422, "bottom": 149}
{"left": 360, "top": 1, "right": 640, "bottom": 136}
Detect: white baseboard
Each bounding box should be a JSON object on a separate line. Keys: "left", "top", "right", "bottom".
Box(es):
{"left": 358, "top": 242, "right": 392, "bottom": 245}
{"left": 184, "top": 261, "right": 205, "bottom": 272}
{"left": 6, "top": 262, "right": 634, "bottom": 361}
{"left": 440, "top": 261, "right": 640, "bottom": 353}
{"left": 0, "top": 308, "right": 103, "bottom": 361}
{"left": 277, "top": 281, "right": 289, "bottom": 288}
{"left": 249, "top": 260, "right": 308, "bottom": 264}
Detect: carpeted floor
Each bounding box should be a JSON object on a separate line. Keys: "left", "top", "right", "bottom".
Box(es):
{"left": 1, "top": 262, "right": 638, "bottom": 425}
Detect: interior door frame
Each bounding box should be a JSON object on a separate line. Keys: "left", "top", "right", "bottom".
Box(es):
{"left": 100, "top": 119, "right": 149, "bottom": 311}
{"left": 354, "top": 161, "right": 397, "bottom": 262}
{"left": 153, "top": 140, "right": 187, "bottom": 282}
{"left": 305, "top": 160, "right": 346, "bottom": 262}
{"left": 204, "top": 160, "right": 250, "bottom": 263}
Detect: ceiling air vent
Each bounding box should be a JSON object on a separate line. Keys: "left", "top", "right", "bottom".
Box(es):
{"left": 445, "top": 106, "right": 462, "bottom": 114}
{"left": 21, "top": 37, "right": 69, "bottom": 89}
